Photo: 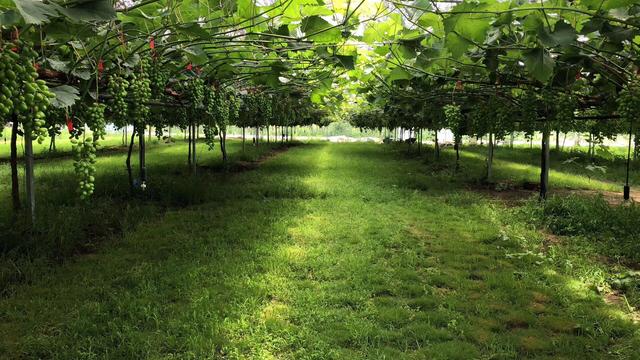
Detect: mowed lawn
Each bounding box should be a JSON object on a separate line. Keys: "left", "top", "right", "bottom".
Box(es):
{"left": 1, "top": 142, "right": 639, "bottom": 359}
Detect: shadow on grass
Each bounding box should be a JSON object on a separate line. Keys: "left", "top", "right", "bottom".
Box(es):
{"left": 0, "top": 142, "right": 326, "bottom": 358}
{"left": 0, "top": 142, "right": 638, "bottom": 359}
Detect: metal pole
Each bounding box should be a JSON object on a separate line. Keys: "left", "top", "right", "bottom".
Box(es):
{"left": 24, "top": 128, "right": 36, "bottom": 223}
{"left": 540, "top": 128, "right": 550, "bottom": 200}
{"left": 624, "top": 121, "right": 633, "bottom": 200}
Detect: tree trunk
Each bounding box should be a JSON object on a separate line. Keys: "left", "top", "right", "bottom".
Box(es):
{"left": 256, "top": 126, "right": 259, "bottom": 146}
{"left": 555, "top": 130, "right": 560, "bottom": 151}
{"left": 148, "top": 125, "right": 152, "bottom": 142}
{"left": 49, "top": 133, "right": 56, "bottom": 152}
{"left": 540, "top": 128, "right": 550, "bottom": 200}
{"left": 267, "top": 126, "right": 270, "bottom": 144}
{"left": 625, "top": 124, "right": 633, "bottom": 200}
{"left": 486, "top": 132, "right": 494, "bottom": 182}
{"left": 188, "top": 122, "right": 192, "bottom": 165}
{"left": 509, "top": 132, "right": 514, "bottom": 148}
{"left": 242, "top": 127, "right": 246, "bottom": 152}
{"left": 126, "top": 127, "right": 136, "bottom": 191}
{"left": 434, "top": 129, "right": 440, "bottom": 160}
{"left": 10, "top": 119, "right": 20, "bottom": 212}
{"left": 139, "top": 126, "right": 147, "bottom": 187}
{"left": 191, "top": 122, "right": 197, "bottom": 174}
{"left": 219, "top": 130, "right": 227, "bottom": 162}
{"left": 455, "top": 135, "right": 461, "bottom": 171}
{"left": 24, "top": 127, "right": 35, "bottom": 223}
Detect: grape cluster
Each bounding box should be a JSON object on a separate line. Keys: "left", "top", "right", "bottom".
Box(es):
{"left": 150, "top": 65, "right": 169, "bottom": 99}
{"left": 72, "top": 138, "right": 97, "bottom": 200}
{"left": 130, "top": 71, "right": 151, "bottom": 126}
{"left": 443, "top": 104, "right": 462, "bottom": 129}
{"left": 444, "top": 104, "right": 465, "bottom": 142}
{"left": 108, "top": 74, "right": 129, "bottom": 128}
{"left": 259, "top": 93, "right": 273, "bottom": 123}
{"left": 86, "top": 103, "right": 106, "bottom": 142}
{"left": 553, "top": 92, "right": 576, "bottom": 122}
{"left": 618, "top": 81, "right": 640, "bottom": 125}
{"left": 0, "top": 41, "right": 54, "bottom": 143}
{"left": 517, "top": 91, "right": 539, "bottom": 138}
{"left": 188, "top": 77, "right": 205, "bottom": 108}
{"left": 203, "top": 87, "right": 221, "bottom": 150}
{"left": 228, "top": 90, "right": 241, "bottom": 123}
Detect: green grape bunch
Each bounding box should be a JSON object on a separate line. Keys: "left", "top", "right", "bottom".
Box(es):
{"left": 86, "top": 103, "right": 107, "bottom": 142}
{"left": 107, "top": 74, "right": 129, "bottom": 128}
{"left": 72, "top": 137, "right": 97, "bottom": 200}
{"left": 553, "top": 92, "right": 576, "bottom": 122}
{"left": 149, "top": 65, "right": 169, "bottom": 99}
{"left": 618, "top": 81, "right": 640, "bottom": 125}
{"left": 130, "top": 71, "right": 152, "bottom": 126}
{"left": 443, "top": 104, "right": 463, "bottom": 128}
{"left": 188, "top": 77, "right": 206, "bottom": 109}
{"left": 0, "top": 40, "right": 55, "bottom": 143}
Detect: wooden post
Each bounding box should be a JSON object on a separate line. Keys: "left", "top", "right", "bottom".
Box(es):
{"left": 487, "top": 132, "right": 494, "bottom": 182}
{"left": 434, "top": 129, "right": 440, "bottom": 160}
{"left": 10, "top": 118, "right": 20, "bottom": 212}
{"left": 624, "top": 122, "right": 633, "bottom": 200}
{"left": 139, "top": 126, "right": 147, "bottom": 189}
{"left": 540, "top": 128, "right": 550, "bottom": 200}
{"left": 191, "top": 122, "right": 197, "bottom": 174}
{"left": 24, "top": 127, "right": 36, "bottom": 223}
{"left": 187, "top": 122, "right": 192, "bottom": 165}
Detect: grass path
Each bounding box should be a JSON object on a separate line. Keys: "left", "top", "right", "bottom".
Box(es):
{"left": 1, "top": 143, "right": 639, "bottom": 359}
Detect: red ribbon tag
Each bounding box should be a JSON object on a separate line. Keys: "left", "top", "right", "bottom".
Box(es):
{"left": 186, "top": 63, "right": 193, "bottom": 71}
{"left": 97, "top": 59, "right": 104, "bottom": 74}
{"left": 34, "top": 63, "right": 40, "bottom": 71}
{"left": 150, "top": 37, "right": 155, "bottom": 49}
{"left": 66, "top": 116, "right": 74, "bottom": 132}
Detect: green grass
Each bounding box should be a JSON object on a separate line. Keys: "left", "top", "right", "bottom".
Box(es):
{"left": 1, "top": 142, "right": 639, "bottom": 359}
{"left": 410, "top": 143, "right": 638, "bottom": 192}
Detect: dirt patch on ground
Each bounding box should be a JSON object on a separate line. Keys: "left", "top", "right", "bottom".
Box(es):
{"left": 604, "top": 291, "right": 640, "bottom": 323}
{"left": 230, "top": 145, "right": 294, "bottom": 172}
{"left": 540, "top": 232, "right": 563, "bottom": 253}
{"left": 198, "top": 144, "right": 296, "bottom": 173}
{"left": 556, "top": 188, "right": 640, "bottom": 206}
{"left": 467, "top": 181, "right": 539, "bottom": 205}
{"left": 468, "top": 180, "right": 640, "bottom": 206}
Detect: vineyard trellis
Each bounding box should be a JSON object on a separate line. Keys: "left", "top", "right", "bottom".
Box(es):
{"left": 1, "top": 0, "right": 639, "bottom": 222}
